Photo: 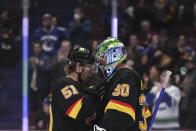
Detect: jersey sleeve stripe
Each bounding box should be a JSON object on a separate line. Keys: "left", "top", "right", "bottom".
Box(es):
{"left": 104, "top": 100, "right": 136, "bottom": 121}
{"left": 141, "top": 80, "right": 144, "bottom": 90}
{"left": 66, "top": 97, "right": 84, "bottom": 119}
{"left": 145, "top": 107, "right": 151, "bottom": 118}
{"left": 49, "top": 105, "right": 53, "bottom": 131}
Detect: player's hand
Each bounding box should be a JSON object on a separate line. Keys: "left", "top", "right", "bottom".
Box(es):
{"left": 86, "top": 80, "right": 106, "bottom": 98}
{"left": 152, "top": 82, "right": 162, "bottom": 95}
{"left": 143, "top": 73, "right": 149, "bottom": 83}
{"left": 154, "top": 50, "right": 162, "bottom": 57}
{"left": 174, "top": 74, "right": 180, "bottom": 84}
{"left": 29, "top": 57, "right": 37, "bottom": 68}
{"left": 154, "top": 82, "right": 162, "bottom": 89}
{"left": 37, "top": 120, "right": 44, "bottom": 129}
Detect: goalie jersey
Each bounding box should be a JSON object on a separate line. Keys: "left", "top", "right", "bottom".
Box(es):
{"left": 95, "top": 68, "right": 151, "bottom": 131}
{"left": 49, "top": 77, "right": 99, "bottom": 131}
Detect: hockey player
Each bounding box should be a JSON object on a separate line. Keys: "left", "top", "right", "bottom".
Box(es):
{"left": 49, "top": 47, "right": 103, "bottom": 131}
{"left": 94, "top": 37, "right": 151, "bottom": 131}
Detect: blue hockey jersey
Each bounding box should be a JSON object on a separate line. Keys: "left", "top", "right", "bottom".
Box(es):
{"left": 33, "top": 26, "right": 69, "bottom": 56}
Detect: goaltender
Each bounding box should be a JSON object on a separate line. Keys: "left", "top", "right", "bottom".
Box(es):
{"left": 94, "top": 37, "right": 151, "bottom": 131}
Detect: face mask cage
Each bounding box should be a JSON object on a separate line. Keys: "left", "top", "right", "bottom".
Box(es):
{"left": 103, "top": 47, "right": 123, "bottom": 66}
{"left": 82, "top": 63, "right": 101, "bottom": 74}
{"left": 96, "top": 46, "right": 125, "bottom": 78}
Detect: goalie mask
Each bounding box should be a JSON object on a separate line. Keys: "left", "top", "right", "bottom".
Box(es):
{"left": 96, "top": 37, "right": 127, "bottom": 79}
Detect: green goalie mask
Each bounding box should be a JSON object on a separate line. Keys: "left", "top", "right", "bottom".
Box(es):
{"left": 96, "top": 37, "right": 127, "bottom": 78}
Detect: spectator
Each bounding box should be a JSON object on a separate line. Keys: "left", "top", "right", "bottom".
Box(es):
{"left": 172, "top": 35, "right": 190, "bottom": 68}
{"left": 133, "top": 0, "right": 154, "bottom": 31}
{"left": 119, "top": 24, "right": 130, "bottom": 46}
{"left": 0, "top": 0, "right": 195, "bottom": 129}
{"left": 135, "top": 54, "right": 149, "bottom": 76}
{"left": 158, "top": 29, "right": 170, "bottom": 49}
{"left": 143, "top": 34, "right": 159, "bottom": 58}
{"left": 51, "top": 16, "right": 58, "bottom": 27}
{"left": 152, "top": 29, "right": 173, "bottom": 68}
{"left": 0, "top": 10, "right": 13, "bottom": 36}
{"left": 89, "top": 40, "right": 99, "bottom": 55}
{"left": 129, "top": 34, "right": 138, "bottom": 47}
{"left": 35, "top": 97, "right": 50, "bottom": 130}
{"left": 68, "top": 7, "right": 92, "bottom": 47}
{"left": 166, "top": 35, "right": 195, "bottom": 71}
{"left": 120, "top": 0, "right": 135, "bottom": 30}
{"left": 50, "top": 40, "right": 71, "bottom": 89}
{"left": 73, "top": 44, "right": 80, "bottom": 49}
{"left": 153, "top": 0, "right": 176, "bottom": 30}
{"left": 129, "top": 34, "right": 144, "bottom": 53}
{"left": 51, "top": 16, "right": 64, "bottom": 28}
{"left": 143, "top": 65, "right": 161, "bottom": 94}
{"left": 0, "top": 28, "right": 19, "bottom": 116}
{"left": 127, "top": 34, "right": 147, "bottom": 68}
{"left": 181, "top": 55, "right": 196, "bottom": 129}
{"left": 177, "top": 0, "right": 194, "bottom": 27}
{"left": 146, "top": 71, "right": 181, "bottom": 130}
{"left": 137, "top": 20, "right": 156, "bottom": 46}
{"left": 33, "top": 13, "right": 69, "bottom": 57}
{"left": 126, "top": 46, "right": 137, "bottom": 67}
{"left": 29, "top": 42, "right": 51, "bottom": 112}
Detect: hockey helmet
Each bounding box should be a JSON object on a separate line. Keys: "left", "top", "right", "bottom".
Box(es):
{"left": 68, "top": 47, "right": 95, "bottom": 65}
{"left": 96, "top": 37, "right": 127, "bottom": 78}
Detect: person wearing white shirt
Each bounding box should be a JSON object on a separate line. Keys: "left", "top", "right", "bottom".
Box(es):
{"left": 146, "top": 71, "right": 181, "bottom": 130}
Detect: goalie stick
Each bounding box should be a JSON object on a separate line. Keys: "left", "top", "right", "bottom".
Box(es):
{"left": 147, "top": 70, "right": 172, "bottom": 131}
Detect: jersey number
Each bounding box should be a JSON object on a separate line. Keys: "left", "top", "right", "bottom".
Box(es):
{"left": 61, "top": 85, "right": 78, "bottom": 99}
{"left": 139, "top": 81, "right": 147, "bottom": 131}
{"left": 112, "top": 84, "right": 130, "bottom": 97}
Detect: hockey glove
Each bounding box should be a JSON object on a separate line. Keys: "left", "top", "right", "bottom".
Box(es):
{"left": 86, "top": 80, "right": 106, "bottom": 98}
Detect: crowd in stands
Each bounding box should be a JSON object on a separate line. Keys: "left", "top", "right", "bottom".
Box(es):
{"left": 0, "top": 0, "right": 196, "bottom": 130}
{"left": 0, "top": 9, "right": 20, "bottom": 116}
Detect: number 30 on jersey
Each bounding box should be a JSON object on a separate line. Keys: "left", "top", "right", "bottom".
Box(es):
{"left": 112, "top": 84, "right": 130, "bottom": 97}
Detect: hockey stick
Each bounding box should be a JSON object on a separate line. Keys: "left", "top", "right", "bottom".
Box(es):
{"left": 147, "top": 70, "right": 172, "bottom": 131}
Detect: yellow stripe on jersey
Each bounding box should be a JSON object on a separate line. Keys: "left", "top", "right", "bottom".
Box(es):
{"left": 141, "top": 80, "right": 144, "bottom": 90}
{"left": 145, "top": 107, "right": 151, "bottom": 118}
{"left": 49, "top": 105, "right": 53, "bottom": 131}
{"left": 104, "top": 100, "right": 136, "bottom": 121}
{"left": 66, "top": 97, "right": 84, "bottom": 119}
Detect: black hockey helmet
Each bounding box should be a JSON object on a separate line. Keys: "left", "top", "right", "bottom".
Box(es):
{"left": 68, "top": 47, "right": 95, "bottom": 65}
